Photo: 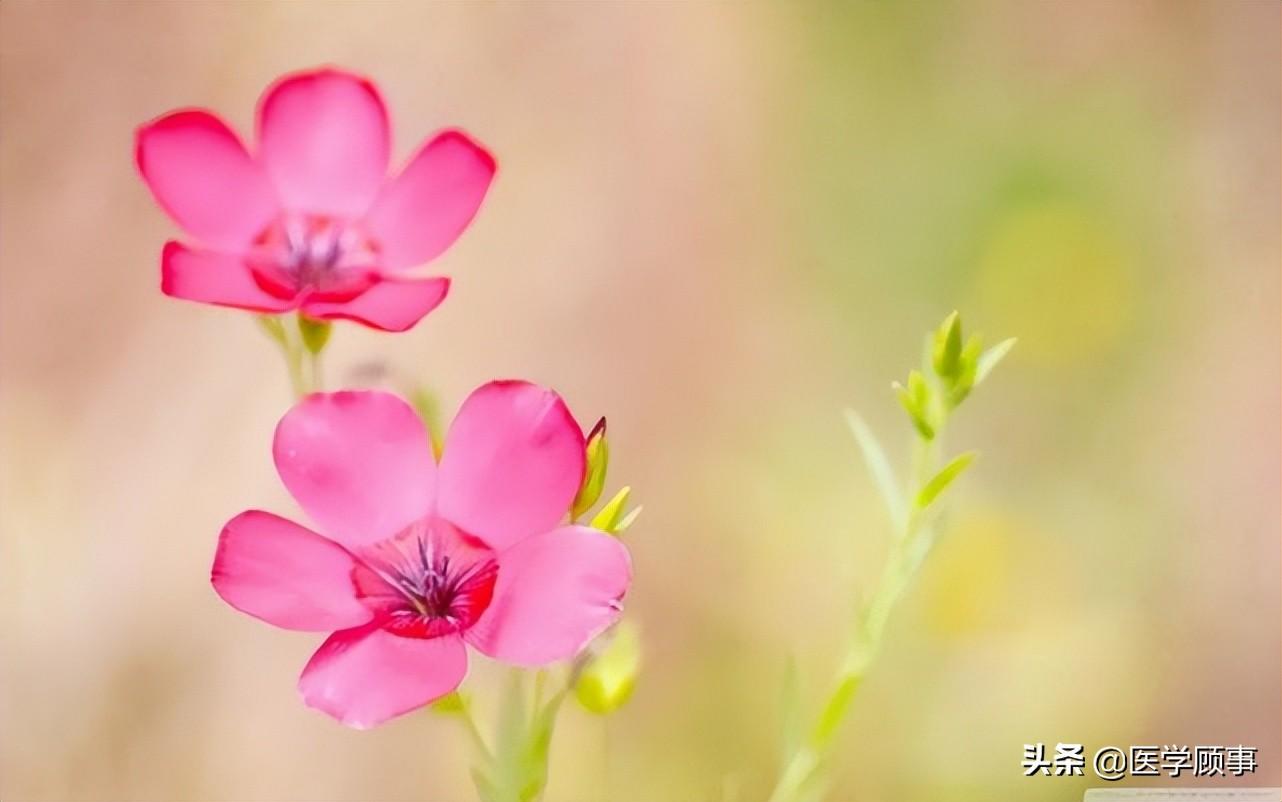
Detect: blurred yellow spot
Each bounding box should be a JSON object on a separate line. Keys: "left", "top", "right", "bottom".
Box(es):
{"left": 971, "top": 202, "right": 1132, "bottom": 367}
{"left": 921, "top": 509, "right": 1018, "bottom": 637}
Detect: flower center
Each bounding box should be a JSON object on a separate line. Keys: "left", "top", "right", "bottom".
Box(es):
{"left": 249, "top": 214, "right": 380, "bottom": 302}
{"left": 353, "top": 518, "right": 499, "bottom": 639}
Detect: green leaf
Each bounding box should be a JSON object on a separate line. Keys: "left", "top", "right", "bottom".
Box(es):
{"left": 297, "top": 315, "right": 332, "bottom": 355}
{"left": 915, "top": 451, "right": 978, "bottom": 509}
{"left": 811, "top": 673, "right": 860, "bottom": 751}
{"left": 843, "top": 409, "right": 904, "bottom": 527}
{"left": 589, "top": 486, "right": 634, "bottom": 535}
{"left": 612, "top": 505, "right": 643, "bottom": 533}
{"left": 975, "top": 337, "right": 1017, "bottom": 385}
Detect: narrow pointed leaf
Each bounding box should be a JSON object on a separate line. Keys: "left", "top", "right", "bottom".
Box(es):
{"left": 612, "top": 505, "right": 643, "bottom": 534}
{"left": 811, "top": 673, "right": 860, "bottom": 751}
{"left": 975, "top": 338, "right": 1017, "bottom": 385}
{"left": 590, "top": 486, "right": 632, "bottom": 534}
{"left": 843, "top": 409, "right": 904, "bottom": 526}
{"left": 915, "top": 451, "right": 978, "bottom": 509}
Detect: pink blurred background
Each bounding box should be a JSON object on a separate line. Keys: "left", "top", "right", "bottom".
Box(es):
{"left": 1, "top": 2, "right": 1278, "bottom": 800}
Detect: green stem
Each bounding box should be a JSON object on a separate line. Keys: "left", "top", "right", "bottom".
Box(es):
{"left": 256, "top": 314, "right": 328, "bottom": 399}
{"left": 286, "top": 342, "right": 308, "bottom": 399}
{"left": 459, "top": 697, "right": 494, "bottom": 764}
{"left": 766, "top": 416, "right": 949, "bottom": 802}
{"left": 532, "top": 669, "right": 548, "bottom": 715}
{"left": 308, "top": 347, "right": 324, "bottom": 393}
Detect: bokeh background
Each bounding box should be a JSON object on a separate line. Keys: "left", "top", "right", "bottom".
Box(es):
{"left": 2, "top": 2, "right": 1278, "bottom": 801}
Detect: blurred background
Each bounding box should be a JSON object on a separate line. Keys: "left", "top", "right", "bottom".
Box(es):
{"left": 1, "top": 2, "right": 1278, "bottom": 800}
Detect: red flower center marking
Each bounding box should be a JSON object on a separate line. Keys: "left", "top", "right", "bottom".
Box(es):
{"left": 352, "top": 518, "right": 499, "bottom": 639}
{"left": 249, "top": 214, "right": 381, "bottom": 303}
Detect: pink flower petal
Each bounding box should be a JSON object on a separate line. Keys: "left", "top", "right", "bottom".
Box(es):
{"left": 299, "top": 625, "right": 467, "bottom": 729}
{"left": 211, "top": 510, "right": 373, "bottom": 632}
{"left": 301, "top": 276, "right": 450, "bottom": 332}
{"left": 256, "top": 67, "right": 390, "bottom": 218}
{"left": 364, "top": 130, "right": 496, "bottom": 270}
{"left": 136, "top": 110, "right": 279, "bottom": 251}
{"left": 160, "top": 241, "right": 295, "bottom": 312}
{"left": 273, "top": 392, "right": 436, "bottom": 550}
{"left": 438, "top": 381, "right": 586, "bottom": 550}
{"left": 466, "top": 526, "right": 631, "bottom": 666}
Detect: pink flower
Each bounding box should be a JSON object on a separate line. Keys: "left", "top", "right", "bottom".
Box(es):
{"left": 136, "top": 67, "right": 496, "bottom": 332}
{"left": 211, "top": 382, "right": 632, "bottom": 728}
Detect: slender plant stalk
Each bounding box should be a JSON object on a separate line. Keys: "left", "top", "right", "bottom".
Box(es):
{"left": 766, "top": 315, "right": 1013, "bottom": 802}
{"left": 766, "top": 424, "right": 946, "bottom": 802}
{"left": 458, "top": 696, "right": 495, "bottom": 763}
{"left": 256, "top": 313, "right": 329, "bottom": 399}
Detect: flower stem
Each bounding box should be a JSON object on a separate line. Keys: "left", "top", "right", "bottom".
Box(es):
{"left": 458, "top": 696, "right": 494, "bottom": 764}
{"left": 255, "top": 314, "right": 329, "bottom": 399}
{"left": 766, "top": 403, "right": 951, "bottom": 802}
{"left": 285, "top": 344, "right": 308, "bottom": 399}
{"left": 308, "top": 347, "right": 324, "bottom": 393}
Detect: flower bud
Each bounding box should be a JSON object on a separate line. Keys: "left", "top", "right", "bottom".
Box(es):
{"left": 571, "top": 417, "right": 609, "bottom": 521}
{"left": 894, "top": 370, "right": 935, "bottom": 440}
{"left": 575, "top": 621, "right": 640, "bottom": 715}
{"left": 948, "top": 334, "right": 983, "bottom": 407}
{"left": 931, "top": 311, "right": 963, "bottom": 380}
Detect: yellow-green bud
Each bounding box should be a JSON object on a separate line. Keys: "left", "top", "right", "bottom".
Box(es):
{"left": 894, "top": 369, "right": 935, "bottom": 440}
{"left": 575, "top": 622, "right": 640, "bottom": 715}
{"left": 948, "top": 334, "right": 983, "bottom": 406}
{"left": 571, "top": 417, "right": 609, "bottom": 521}
{"left": 932, "top": 311, "right": 963, "bottom": 380}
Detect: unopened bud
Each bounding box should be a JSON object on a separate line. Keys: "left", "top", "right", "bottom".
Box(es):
{"left": 894, "top": 370, "right": 935, "bottom": 440}
{"left": 575, "top": 622, "right": 640, "bottom": 715}
{"left": 932, "top": 311, "right": 963, "bottom": 380}
{"left": 572, "top": 417, "right": 609, "bottom": 520}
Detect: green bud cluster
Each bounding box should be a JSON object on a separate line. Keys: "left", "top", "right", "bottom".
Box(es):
{"left": 893, "top": 311, "right": 1015, "bottom": 439}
